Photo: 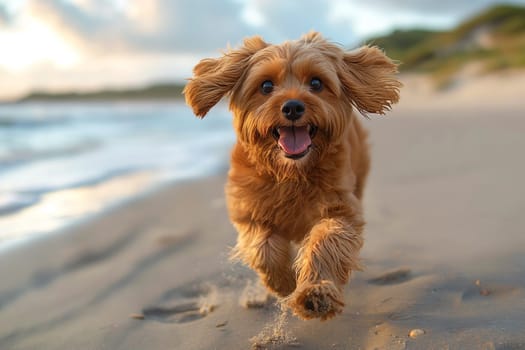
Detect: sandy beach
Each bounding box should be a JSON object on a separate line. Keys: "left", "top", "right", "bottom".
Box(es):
{"left": 1, "top": 72, "right": 525, "bottom": 349}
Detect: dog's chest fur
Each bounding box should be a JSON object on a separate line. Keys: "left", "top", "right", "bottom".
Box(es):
{"left": 226, "top": 149, "right": 355, "bottom": 242}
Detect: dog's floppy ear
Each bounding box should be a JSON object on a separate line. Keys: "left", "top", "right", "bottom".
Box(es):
{"left": 339, "top": 46, "right": 401, "bottom": 116}
{"left": 184, "top": 36, "right": 268, "bottom": 118}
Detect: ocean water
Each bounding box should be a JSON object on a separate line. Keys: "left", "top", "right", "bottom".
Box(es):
{"left": 0, "top": 101, "right": 234, "bottom": 248}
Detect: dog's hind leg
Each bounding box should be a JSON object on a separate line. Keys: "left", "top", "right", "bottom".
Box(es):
{"left": 232, "top": 230, "right": 296, "bottom": 297}
{"left": 289, "top": 216, "right": 364, "bottom": 320}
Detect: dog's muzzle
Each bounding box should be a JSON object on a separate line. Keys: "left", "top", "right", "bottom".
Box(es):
{"left": 272, "top": 124, "right": 318, "bottom": 159}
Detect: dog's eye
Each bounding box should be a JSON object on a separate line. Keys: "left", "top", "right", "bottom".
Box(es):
{"left": 309, "top": 78, "right": 323, "bottom": 92}
{"left": 260, "top": 80, "right": 274, "bottom": 95}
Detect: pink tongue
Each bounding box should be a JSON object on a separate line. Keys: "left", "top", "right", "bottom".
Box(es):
{"left": 278, "top": 126, "right": 311, "bottom": 155}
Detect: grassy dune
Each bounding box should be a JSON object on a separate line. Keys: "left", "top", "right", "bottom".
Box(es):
{"left": 367, "top": 5, "right": 525, "bottom": 85}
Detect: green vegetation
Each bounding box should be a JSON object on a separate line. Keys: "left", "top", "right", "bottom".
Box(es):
{"left": 367, "top": 4, "right": 525, "bottom": 85}
{"left": 18, "top": 83, "right": 185, "bottom": 102}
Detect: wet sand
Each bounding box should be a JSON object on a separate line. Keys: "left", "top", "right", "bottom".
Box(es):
{"left": 1, "top": 73, "right": 525, "bottom": 349}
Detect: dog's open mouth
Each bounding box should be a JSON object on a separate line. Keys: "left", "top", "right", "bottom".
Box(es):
{"left": 272, "top": 124, "right": 318, "bottom": 159}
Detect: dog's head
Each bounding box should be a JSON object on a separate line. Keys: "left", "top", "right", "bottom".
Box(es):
{"left": 184, "top": 32, "right": 400, "bottom": 178}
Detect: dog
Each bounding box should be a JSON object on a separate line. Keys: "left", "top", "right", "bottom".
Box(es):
{"left": 184, "top": 32, "right": 400, "bottom": 320}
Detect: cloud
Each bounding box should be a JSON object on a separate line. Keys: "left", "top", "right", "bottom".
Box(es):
{"left": 25, "top": 0, "right": 525, "bottom": 58}
{"left": 324, "top": 0, "right": 525, "bottom": 40}
{"left": 26, "top": 0, "right": 259, "bottom": 55}
{"left": 0, "top": 3, "right": 12, "bottom": 27}
{"left": 3, "top": 0, "right": 525, "bottom": 98}
{"left": 242, "top": 0, "right": 359, "bottom": 45}
{"left": 25, "top": 0, "right": 362, "bottom": 57}
{"left": 0, "top": 51, "right": 202, "bottom": 100}
{"left": 355, "top": 0, "right": 525, "bottom": 15}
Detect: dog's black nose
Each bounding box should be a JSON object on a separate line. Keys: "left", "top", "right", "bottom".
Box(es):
{"left": 281, "top": 100, "right": 305, "bottom": 121}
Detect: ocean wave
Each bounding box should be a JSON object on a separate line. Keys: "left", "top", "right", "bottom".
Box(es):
{"left": 0, "top": 140, "right": 101, "bottom": 170}
{"left": 0, "top": 193, "right": 39, "bottom": 216}
{"left": 0, "top": 101, "right": 234, "bottom": 247}
{"left": 0, "top": 115, "right": 71, "bottom": 129}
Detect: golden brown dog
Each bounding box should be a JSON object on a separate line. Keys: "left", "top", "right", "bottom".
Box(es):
{"left": 184, "top": 32, "right": 400, "bottom": 320}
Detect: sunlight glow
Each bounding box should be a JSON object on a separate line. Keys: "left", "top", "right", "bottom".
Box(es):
{"left": 0, "top": 15, "right": 79, "bottom": 72}
{"left": 0, "top": 172, "right": 156, "bottom": 245}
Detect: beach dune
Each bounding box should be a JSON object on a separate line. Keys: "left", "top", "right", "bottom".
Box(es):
{"left": 1, "top": 73, "right": 525, "bottom": 349}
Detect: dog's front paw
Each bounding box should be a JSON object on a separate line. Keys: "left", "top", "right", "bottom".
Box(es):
{"left": 287, "top": 280, "right": 344, "bottom": 320}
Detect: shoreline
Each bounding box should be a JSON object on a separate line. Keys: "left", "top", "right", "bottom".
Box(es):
{"left": 0, "top": 99, "right": 234, "bottom": 250}
{"left": 1, "top": 73, "right": 525, "bottom": 349}
{"left": 0, "top": 170, "right": 228, "bottom": 254}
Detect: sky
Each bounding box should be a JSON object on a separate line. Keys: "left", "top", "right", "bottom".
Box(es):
{"left": 0, "top": 0, "right": 524, "bottom": 99}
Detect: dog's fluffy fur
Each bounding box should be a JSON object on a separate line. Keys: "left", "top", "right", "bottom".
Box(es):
{"left": 184, "top": 32, "right": 400, "bottom": 320}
